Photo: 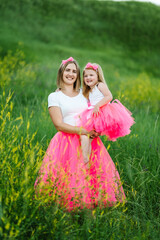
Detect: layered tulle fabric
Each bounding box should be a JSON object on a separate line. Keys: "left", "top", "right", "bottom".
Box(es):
{"left": 35, "top": 132, "right": 126, "bottom": 211}
{"left": 77, "top": 99, "right": 135, "bottom": 141}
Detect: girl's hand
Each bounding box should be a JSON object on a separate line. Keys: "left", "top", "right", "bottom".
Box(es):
{"left": 93, "top": 105, "right": 99, "bottom": 116}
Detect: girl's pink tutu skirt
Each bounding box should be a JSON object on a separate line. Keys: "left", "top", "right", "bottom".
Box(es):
{"left": 35, "top": 132, "right": 126, "bottom": 211}
{"left": 77, "top": 99, "right": 135, "bottom": 141}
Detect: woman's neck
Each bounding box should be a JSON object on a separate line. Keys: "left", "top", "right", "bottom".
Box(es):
{"left": 61, "top": 85, "right": 75, "bottom": 93}
{"left": 61, "top": 85, "right": 79, "bottom": 97}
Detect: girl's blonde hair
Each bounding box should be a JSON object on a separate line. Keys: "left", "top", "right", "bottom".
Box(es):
{"left": 82, "top": 63, "right": 106, "bottom": 99}
{"left": 57, "top": 60, "right": 81, "bottom": 91}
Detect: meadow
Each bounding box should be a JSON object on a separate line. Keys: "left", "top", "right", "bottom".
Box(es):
{"left": 0, "top": 0, "right": 160, "bottom": 239}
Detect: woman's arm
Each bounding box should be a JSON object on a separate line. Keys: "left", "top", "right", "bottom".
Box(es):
{"left": 49, "top": 106, "right": 98, "bottom": 137}
{"left": 93, "top": 82, "right": 113, "bottom": 114}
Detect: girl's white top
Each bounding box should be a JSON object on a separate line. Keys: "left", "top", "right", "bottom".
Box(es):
{"left": 48, "top": 90, "right": 88, "bottom": 126}
{"left": 89, "top": 85, "right": 104, "bottom": 106}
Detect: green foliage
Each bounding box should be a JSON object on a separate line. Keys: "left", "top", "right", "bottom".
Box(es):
{"left": 0, "top": 90, "right": 44, "bottom": 239}
{"left": 0, "top": 50, "right": 159, "bottom": 240}
{"left": 0, "top": 48, "right": 36, "bottom": 89}
{"left": 116, "top": 72, "right": 160, "bottom": 112}
{"left": 1, "top": 0, "right": 160, "bottom": 51}
{"left": 0, "top": 1, "right": 160, "bottom": 239}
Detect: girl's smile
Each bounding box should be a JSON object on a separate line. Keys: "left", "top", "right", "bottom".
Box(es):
{"left": 84, "top": 69, "right": 98, "bottom": 88}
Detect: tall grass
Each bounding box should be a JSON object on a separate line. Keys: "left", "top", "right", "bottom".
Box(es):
{"left": 0, "top": 1, "right": 160, "bottom": 239}
{"left": 0, "top": 49, "right": 159, "bottom": 240}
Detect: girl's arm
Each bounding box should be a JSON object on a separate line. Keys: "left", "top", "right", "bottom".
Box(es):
{"left": 93, "top": 82, "right": 113, "bottom": 114}
{"left": 49, "top": 106, "right": 98, "bottom": 137}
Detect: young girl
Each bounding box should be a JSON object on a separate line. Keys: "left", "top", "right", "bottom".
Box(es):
{"left": 78, "top": 62, "right": 135, "bottom": 167}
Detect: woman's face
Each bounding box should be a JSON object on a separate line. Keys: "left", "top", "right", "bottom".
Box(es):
{"left": 63, "top": 63, "right": 77, "bottom": 86}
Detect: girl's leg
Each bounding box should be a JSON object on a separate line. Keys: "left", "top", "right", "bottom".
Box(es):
{"left": 80, "top": 135, "right": 92, "bottom": 168}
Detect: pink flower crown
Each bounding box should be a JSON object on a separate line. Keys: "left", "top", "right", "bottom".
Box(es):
{"left": 84, "top": 62, "right": 98, "bottom": 71}
{"left": 62, "top": 57, "right": 74, "bottom": 65}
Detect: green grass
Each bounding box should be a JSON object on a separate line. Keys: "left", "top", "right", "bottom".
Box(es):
{"left": 0, "top": 1, "right": 160, "bottom": 239}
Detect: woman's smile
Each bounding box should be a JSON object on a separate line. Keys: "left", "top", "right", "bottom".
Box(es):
{"left": 63, "top": 63, "right": 77, "bottom": 85}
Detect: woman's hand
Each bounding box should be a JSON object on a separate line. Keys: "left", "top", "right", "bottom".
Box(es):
{"left": 49, "top": 107, "right": 100, "bottom": 137}
{"left": 88, "top": 130, "right": 99, "bottom": 139}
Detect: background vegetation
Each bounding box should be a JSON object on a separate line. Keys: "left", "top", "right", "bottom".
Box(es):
{"left": 0, "top": 0, "right": 159, "bottom": 239}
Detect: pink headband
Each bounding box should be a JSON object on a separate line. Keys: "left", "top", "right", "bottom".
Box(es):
{"left": 85, "top": 62, "right": 98, "bottom": 71}
{"left": 62, "top": 57, "right": 74, "bottom": 65}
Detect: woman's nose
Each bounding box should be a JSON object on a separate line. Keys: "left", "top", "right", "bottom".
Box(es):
{"left": 68, "top": 72, "right": 73, "bottom": 76}
{"left": 69, "top": 71, "right": 74, "bottom": 75}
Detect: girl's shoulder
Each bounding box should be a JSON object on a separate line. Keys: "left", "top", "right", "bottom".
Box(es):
{"left": 96, "top": 82, "right": 109, "bottom": 93}
{"left": 96, "top": 82, "right": 106, "bottom": 89}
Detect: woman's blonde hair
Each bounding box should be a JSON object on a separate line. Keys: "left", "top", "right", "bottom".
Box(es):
{"left": 82, "top": 63, "right": 106, "bottom": 99}
{"left": 57, "top": 60, "right": 81, "bottom": 91}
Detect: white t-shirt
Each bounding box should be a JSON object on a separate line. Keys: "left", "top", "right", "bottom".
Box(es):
{"left": 48, "top": 90, "right": 88, "bottom": 126}
{"left": 89, "top": 85, "right": 104, "bottom": 106}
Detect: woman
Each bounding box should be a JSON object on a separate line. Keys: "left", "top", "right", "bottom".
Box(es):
{"left": 35, "top": 57, "right": 126, "bottom": 211}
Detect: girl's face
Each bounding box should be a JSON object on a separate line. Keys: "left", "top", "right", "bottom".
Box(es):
{"left": 83, "top": 69, "right": 98, "bottom": 88}
{"left": 63, "top": 63, "right": 77, "bottom": 86}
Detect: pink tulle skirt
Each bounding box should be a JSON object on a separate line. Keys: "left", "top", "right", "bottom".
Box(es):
{"left": 35, "top": 132, "right": 126, "bottom": 211}
{"left": 77, "top": 99, "right": 135, "bottom": 141}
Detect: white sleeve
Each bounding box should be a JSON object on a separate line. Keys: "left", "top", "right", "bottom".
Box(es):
{"left": 48, "top": 92, "right": 60, "bottom": 108}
